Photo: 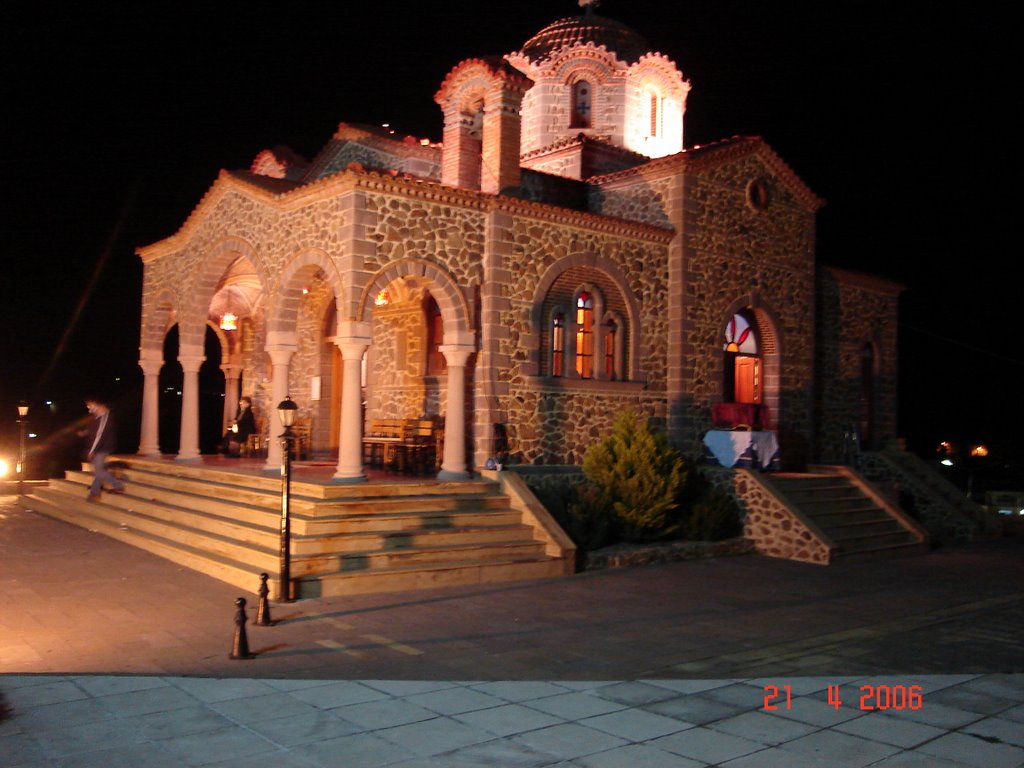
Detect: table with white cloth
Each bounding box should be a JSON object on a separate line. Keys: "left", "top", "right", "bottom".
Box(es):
{"left": 703, "top": 429, "right": 780, "bottom": 470}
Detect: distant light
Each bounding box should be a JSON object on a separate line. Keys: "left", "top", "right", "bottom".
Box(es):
{"left": 420, "top": 138, "right": 430, "bottom": 146}
{"left": 45, "top": 400, "right": 53, "bottom": 406}
{"left": 940, "top": 458, "right": 954, "bottom": 467}
{"left": 374, "top": 289, "right": 390, "bottom": 306}
{"left": 28, "top": 432, "right": 38, "bottom": 439}
{"left": 0, "top": 459, "right": 9, "bottom": 477}
{"left": 220, "top": 312, "right": 238, "bottom": 331}
{"left": 301, "top": 286, "right": 310, "bottom": 295}
{"left": 970, "top": 445, "right": 989, "bottom": 457}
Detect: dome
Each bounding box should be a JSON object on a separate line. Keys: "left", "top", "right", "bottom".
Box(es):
{"left": 518, "top": 12, "right": 652, "bottom": 64}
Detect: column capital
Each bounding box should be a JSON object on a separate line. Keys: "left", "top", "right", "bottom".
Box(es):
{"left": 439, "top": 344, "right": 475, "bottom": 369}
{"left": 177, "top": 355, "right": 206, "bottom": 372}
{"left": 221, "top": 363, "right": 242, "bottom": 376}
{"left": 266, "top": 347, "right": 296, "bottom": 366}
{"left": 335, "top": 335, "right": 371, "bottom": 361}
{"left": 138, "top": 358, "right": 164, "bottom": 377}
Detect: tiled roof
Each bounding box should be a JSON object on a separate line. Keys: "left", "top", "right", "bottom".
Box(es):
{"left": 516, "top": 12, "right": 651, "bottom": 64}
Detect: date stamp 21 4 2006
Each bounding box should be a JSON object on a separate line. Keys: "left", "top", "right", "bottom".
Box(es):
{"left": 763, "top": 683, "right": 924, "bottom": 712}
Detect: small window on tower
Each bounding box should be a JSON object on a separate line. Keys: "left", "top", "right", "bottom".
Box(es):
{"left": 571, "top": 80, "right": 592, "bottom": 128}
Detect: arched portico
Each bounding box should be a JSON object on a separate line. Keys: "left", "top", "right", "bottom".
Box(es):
{"left": 356, "top": 258, "right": 476, "bottom": 480}
{"left": 263, "top": 249, "right": 347, "bottom": 473}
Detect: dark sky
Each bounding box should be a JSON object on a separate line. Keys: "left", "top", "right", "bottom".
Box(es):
{"left": 0, "top": 1, "right": 1017, "bottom": 463}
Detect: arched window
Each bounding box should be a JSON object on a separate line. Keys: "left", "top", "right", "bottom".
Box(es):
{"left": 551, "top": 312, "right": 566, "bottom": 377}
{"left": 723, "top": 312, "right": 760, "bottom": 404}
{"left": 575, "top": 291, "right": 595, "bottom": 379}
{"left": 646, "top": 88, "right": 662, "bottom": 138}
{"left": 604, "top": 318, "right": 618, "bottom": 380}
{"left": 571, "top": 80, "right": 592, "bottom": 128}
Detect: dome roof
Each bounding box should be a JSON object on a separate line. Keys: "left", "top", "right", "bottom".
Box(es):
{"left": 518, "top": 12, "right": 652, "bottom": 64}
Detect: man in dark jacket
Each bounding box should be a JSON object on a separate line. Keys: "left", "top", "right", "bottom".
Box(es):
{"left": 83, "top": 398, "right": 126, "bottom": 501}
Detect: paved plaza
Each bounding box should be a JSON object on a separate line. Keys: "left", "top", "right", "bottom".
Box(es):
{"left": 2, "top": 496, "right": 1023, "bottom": 766}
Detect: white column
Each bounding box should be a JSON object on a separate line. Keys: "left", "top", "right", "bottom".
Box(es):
{"left": 137, "top": 356, "right": 163, "bottom": 456}
{"left": 263, "top": 345, "right": 297, "bottom": 472}
{"left": 333, "top": 336, "right": 370, "bottom": 482}
{"left": 438, "top": 344, "right": 475, "bottom": 480}
{"left": 177, "top": 354, "right": 205, "bottom": 461}
{"left": 221, "top": 364, "right": 241, "bottom": 432}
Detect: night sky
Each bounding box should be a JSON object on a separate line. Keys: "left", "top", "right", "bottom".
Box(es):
{"left": 1, "top": 2, "right": 1017, "bottom": 476}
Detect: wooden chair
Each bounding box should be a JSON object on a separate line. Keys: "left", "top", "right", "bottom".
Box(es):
{"left": 362, "top": 418, "right": 404, "bottom": 467}
{"left": 397, "top": 419, "right": 437, "bottom": 474}
{"left": 241, "top": 417, "right": 267, "bottom": 458}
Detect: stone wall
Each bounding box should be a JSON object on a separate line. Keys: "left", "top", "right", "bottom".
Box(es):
{"left": 733, "top": 470, "right": 832, "bottom": 565}
{"left": 679, "top": 154, "right": 817, "bottom": 460}
{"left": 815, "top": 269, "right": 900, "bottom": 461}
{"left": 498, "top": 215, "right": 671, "bottom": 465}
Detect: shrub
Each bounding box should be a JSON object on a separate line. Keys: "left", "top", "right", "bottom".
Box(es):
{"left": 532, "top": 481, "right": 614, "bottom": 552}
{"left": 682, "top": 487, "right": 743, "bottom": 541}
{"left": 582, "top": 411, "right": 686, "bottom": 541}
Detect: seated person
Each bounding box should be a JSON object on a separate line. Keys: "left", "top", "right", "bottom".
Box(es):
{"left": 222, "top": 396, "right": 257, "bottom": 456}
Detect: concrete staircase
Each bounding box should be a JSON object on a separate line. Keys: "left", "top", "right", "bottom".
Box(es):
{"left": 760, "top": 469, "right": 928, "bottom": 561}
{"left": 859, "top": 448, "right": 1001, "bottom": 542}
{"left": 18, "top": 457, "right": 574, "bottom": 598}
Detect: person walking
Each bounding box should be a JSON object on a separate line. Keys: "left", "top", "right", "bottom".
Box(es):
{"left": 83, "top": 397, "right": 126, "bottom": 501}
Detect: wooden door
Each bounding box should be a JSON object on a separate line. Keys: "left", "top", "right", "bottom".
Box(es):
{"left": 735, "top": 355, "right": 761, "bottom": 404}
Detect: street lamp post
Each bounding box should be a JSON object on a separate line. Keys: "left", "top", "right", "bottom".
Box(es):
{"left": 277, "top": 396, "right": 299, "bottom": 602}
{"left": 16, "top": 402, "right": 29, "bottom": 495}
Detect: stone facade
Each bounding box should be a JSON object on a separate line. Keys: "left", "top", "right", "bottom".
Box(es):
{"left": 134, "top": 7, "right": 899, "bottom": 485}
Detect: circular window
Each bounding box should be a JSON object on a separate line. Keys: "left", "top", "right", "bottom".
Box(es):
{"left": 746, "top": 178, "right": 770, "bottom": 212}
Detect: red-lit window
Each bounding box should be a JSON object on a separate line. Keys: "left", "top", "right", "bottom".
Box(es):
{"left": 552, "top": 312, "right": 566, "bottom": 377}
{"left": 575, "top": 292, "right": 594, "bottom": 379}
{"left": 604, "top": 319, "right": 618, "bottom": 380}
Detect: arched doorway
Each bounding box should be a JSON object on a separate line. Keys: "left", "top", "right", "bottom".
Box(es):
{"left": 723, "top": 311, "right": 761, "bottom": 409}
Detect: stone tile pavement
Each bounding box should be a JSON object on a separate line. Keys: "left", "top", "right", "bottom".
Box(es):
{"left": 3, "top": 673, "right": 1023, "bottom": 766}
{"left": 2, "top": 498, "right": 1023, "bottom": 766}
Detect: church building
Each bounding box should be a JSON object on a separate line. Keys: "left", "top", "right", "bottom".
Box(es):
{"left": 135, "top": 2, "right": 900, "bottom": 482}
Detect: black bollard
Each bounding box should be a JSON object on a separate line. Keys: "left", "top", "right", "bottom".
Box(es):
{"left": 255, "top": 573, "right": 274, "bottom": 626}
{"left": 229, "top": 597, "right": 254, "bottom": 660}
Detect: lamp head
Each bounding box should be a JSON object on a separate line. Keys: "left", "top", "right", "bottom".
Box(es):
{"left": 17, "top": 401, "right": 29, "bottom": 418}
{"left": 277, "top": 396, "right": 298, "bottom": 428}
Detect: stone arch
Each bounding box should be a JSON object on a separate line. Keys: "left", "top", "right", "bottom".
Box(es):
{"left": 179, "top": 236, "right": 271, "bottom": 351}
{"left": 140, "top": 288, "right": 178, "bottom": 356}
{"left": 530, "top": 252, "right": 642, "bottom": 380}
{"left": 266, "top": 248, "right": 346, "bottom": 336}
{"left": 357, "top": 258, "right": 472, "bottom": 340}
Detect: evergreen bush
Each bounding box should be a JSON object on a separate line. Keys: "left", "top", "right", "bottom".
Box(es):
{"left": 582, "top": 410, "right": 686, "bottom": 541}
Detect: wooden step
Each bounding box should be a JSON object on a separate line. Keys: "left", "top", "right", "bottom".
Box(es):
{"left": 301, "top": 556, "right": 567, "bottom": 598}
{"left": 24, "top": 456, "right": 574, "bottom": 597}
{"left": 22, "top": 493, "right": 268, "bottom": 593}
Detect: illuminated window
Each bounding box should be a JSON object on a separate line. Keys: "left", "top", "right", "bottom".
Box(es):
{"left": 723, "top": 312, "right": 760, "bottom": 404}
{"left": 646, "top": 89, "right": 662, "bottom": 138}
{"left": 604, "top": 319, "right": 618, "bottom": 380}
{"left": 374, "top": 289, "right": 390, "bottom": 306}
{"left": 571, "top": 80, "right": 592, "bottom": 128}
{"left": 575, "top": 291, "right": 594, "bottom": 379}
{"left": 723, "top": 313, "right": 757, "bottom": 354}
{"left": 552, "top": 312, "right": 566, "bottom": 377}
